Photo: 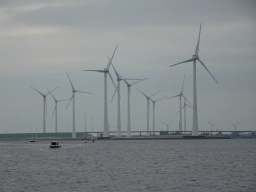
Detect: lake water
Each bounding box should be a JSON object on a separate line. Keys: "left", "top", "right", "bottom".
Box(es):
{"left": 0, "top": 139, "right": 255, "bottom": 192}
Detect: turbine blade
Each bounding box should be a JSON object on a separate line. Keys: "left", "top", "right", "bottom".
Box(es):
{"left": 122, "top": 77, "right": 143, "bottom": 81}
{"left": 213, "top": 123, "right": 219, "bottom": 126}
{"left": 155, "top": 96, "right": 167, "bottom": 102}
{"left": 176, "top": 105, "right": 185, "bottom": 114}
{"left": 76, "top": 91, "right": 92, "bottom": 94}
{"left": 66, "top": 94, "right": 74, "bottom": 109}
{"left": 150, "top": 90, "right": 160, "bottom": 98}
{"left": 110, "top": 61, "right": 121, "bottom": 79}
{"left": 230, "top": 122, "right": 235, "bottom": 126}
{"left": 181, "top": 75, "right": 185, "bottom": 93}
{"left": 162, "top": 122, "right": 168, "bottom": 126}
{"left": 46, "top": 86, "right": 59, "bottom": 96}
{"left": 52, "top": 104, "right": 57, "bottom": 117}
{"left": 58, "top": 99, "right": 70, "bottom": 102}
{"left": 197, "top": 58, "right": 218, "bottom": 84}
{"left": 66, "top": 72, "right": 75, "bottom": 91}
{"left": 236, "top": 121, "right": 241, "bottom": 126}
{"left": 207, "top": 120, "right": 212, "bottom": 126}
{"left": 123, "top": 79, "right": 131, "bottom": 86}
{"left": 186, "top": 104, "right": 193, "bottom": 109}
{"left": 108, "top": 72, "right": 120, "bottom": 98}
{"left": 107, "top": 45, "right": 118, "bottom": 70}
{"left": 30, "top": 86, "right": 45, "bottom": 96}
{"left": 182, "top": 94, "right": 192, "bottom": 107}
{"left": 169, "top": 58, "right": 195, "bottom": 68}
{"left": 137, "top": 88, "right": 149, "bottom": 98}
{"left": 108, "top": 72, "right": 117, "bottom": 89}
{"left": 83, "top": 70, "right": 106, "bottom": 73}
{"left": 47, "top": 88, "right": 57, "bottom": 102}
{"left": 166, "top": 95, "right": 180, "bottom": 99}
{"left": 130, "top": 78, "right": 147, "bottom": 86}
{"left": 168, "top": 121, "right": 174, "bottom": 126}
{"left": 111, "top": 83, "right": 118, "bottom": 103}
{"left": 195, "top": 23, "right": 202, "bottom": 56}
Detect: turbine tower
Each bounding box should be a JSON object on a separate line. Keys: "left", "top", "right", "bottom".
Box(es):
{"left": 83, "top": 45, "right": 118, "bottom": 137}
{"left": 30, "top": 86, "right": 58, "bottom": 133}
{"left": 207, "top": 120, "right": 219, "bottom": 135}
{"left": 66, "top": 72, "right": 92, "bottom": 138}
{"left": 162, "top": 121, "right": 174, "bottom": 131}
{"left": 230, "top": 122, "right": 241, "bottom": 131}
{"left": 137, "top": 89, "right": 160, "bottom": 135}
{"left": 150, "top": 96, "right": 167, "bottom": 134}
{"left": 123, "top": 79, "right": 147, "bottom": 137}
{"left": 169, "top": 23, "right": 218, "bottom": 136}
{"left": 167, "top": 76, "right": 191, "bottom": 133}
{"left": 48, "top": 89, "right": 69, "bottom": 133}
{"left": 111, "top": 63, "right": 142, "bottom": 137}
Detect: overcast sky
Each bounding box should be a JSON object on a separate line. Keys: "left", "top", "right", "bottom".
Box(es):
{"left": 0, "top": 0, "right": 255, "bottom": 134}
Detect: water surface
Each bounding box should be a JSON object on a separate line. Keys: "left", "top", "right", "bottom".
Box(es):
{"left": 0, "top": 139, "right": 255, "bottom": 192}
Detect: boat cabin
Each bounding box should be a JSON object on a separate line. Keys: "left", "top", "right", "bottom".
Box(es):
{"left": 49, "top": 141, "right": 61, "bottom": 148}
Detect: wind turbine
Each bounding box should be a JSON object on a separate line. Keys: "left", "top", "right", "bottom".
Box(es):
{"left": 169, "top": 23, "right": 218, "bottom": 136}
{"left": 110, "top": 63, "right": 143, "bottom": 137}
{"left": 83, "top": 45, "right": 118, "bottom": 137}
{"left": 162, "top": 121, "right": 174, "bottom": 131}
{"left": 150, "top": 96, "right": 167, "bottom": 134}
{"left": 48, "top": 89, "right": 69, "bottom": 133}
{"left": 30, "top": 86, "right": 58, "bottom": 133}
{"left": 176, "top": 100, "right": 192, "bottom": 133}
{"left": 167, "top": 76, "right": 191, "bottom": 133}
{"left": 207, "top": 120, "right": 219, "bottom": 135}
{"left": 230, "top": 122, "right": 241, "bottom": 131}
{"left": 137, "top": 89, "right": 160, "bottom": 135}
{"left": 181, "top": 75, "right": 192, "bottom": 133}
{"left": 66, "top": 72, "right": 92, "bottom": 138}
{"left": 123, "top": 79, "right": 147, "bottom": 137}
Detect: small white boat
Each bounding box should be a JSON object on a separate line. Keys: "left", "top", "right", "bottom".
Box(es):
{"left": 49, "top": 141, "right": 61, "bottom": 148}
{"left": 82, "top": 138, "right": 96, "bottom": 143}
{"left": 29, "top": 126, "right": 38, "bottom": 142}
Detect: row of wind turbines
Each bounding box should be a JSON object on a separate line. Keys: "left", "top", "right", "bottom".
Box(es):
{"left": 31, "top": 72, "right": 92, "bottom": 138}
{"left": 31, "top": 23, "right": 222, "bottom": 138}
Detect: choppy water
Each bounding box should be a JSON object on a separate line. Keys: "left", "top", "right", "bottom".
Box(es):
{"left": 0, "top": 139, "right": 255, "bottom": 192}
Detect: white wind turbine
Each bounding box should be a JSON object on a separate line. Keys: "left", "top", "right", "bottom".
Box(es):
{"left": 110, "top": 63, "right": 143, "bottom": 137}
{"left": 169, "top": 23, "right": 218, "bottom": 136}
{"left": 123, "top": 79, "right": 147, "bottom": 137}
{"left": 83, "top": 45, "right": 118, "bottom": 137}
{"left": 180, "top": 76, "right": 192, "bottom": 133}
{"left": 48, "top": 89, "right": 69, "bottom": 133}
{"left": 230, "top": 122, "right": 241, "bottom": 131}
{"left": 162, "top": 121, "right": 174, "bottom": 131}
{"left": 66, "top": 72, "right": 92, "bottom": 138}
{"left": 176, "top": 100, "right": 192, "bottom": 133}
{"left": 167, "top": 76, "right": 191, "bottom": 133}
{"left": 137, "top": 89, "right": 160, "bottom": 135}
{"left": 207, "top": 120, "right": 219, "bottom": 135}
{"left": 30, "top": 86, "right": 58, "bottom": 133}
{"left": 150, "top": 96, "right": 167, "bottom": 134}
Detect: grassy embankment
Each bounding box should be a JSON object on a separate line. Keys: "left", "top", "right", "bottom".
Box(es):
{"left": 0, "top": 132, "right": 85, "bottom": 140}
{"left": 110, "top": 134, "right": 228, "bottom": 140}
